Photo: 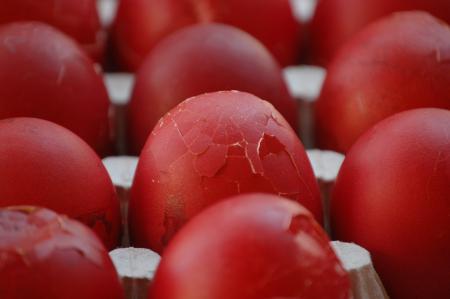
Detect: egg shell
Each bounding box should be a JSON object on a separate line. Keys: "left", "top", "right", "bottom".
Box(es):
{"left": 128, "top": 23, "right": 297, "bottom": 153}
{"left": 331, "top": 108, "right": 450, "bottom": 298}
{"left": 112, "top": 0, "right": 301, "bottom": 70}
{"left": 0, "top": 118, "right": 121, "bottom": 249}
{"left": 129, "top": 91, "right": 321, "bottom": 253}
{"left": 149, "top": 193, "right": 350, "bottom": 299}
{"left": 315, "top": 11, "right": 450, "bottom": 153}
{"left": 0, "top": 206, "right": 124, "bottom": 299}
{"left": 309, "top": 0, "right": 450, "bottom": 65}
{"left": 0, "top": 22, "right": 112, "bottom": 155}
{"left": 0, "top": 0, "right": 105, "bottom": 62}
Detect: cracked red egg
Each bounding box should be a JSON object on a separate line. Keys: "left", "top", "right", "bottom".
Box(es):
{"left": 129, "top": 91, "right": 322, "bottom": 253}
{"left": 150, "top": 193, "right": 351, "bottom": 299}
{"left": 128, "top": 23, "right": 296, "bottom": 154}
{"left": 113, "top": 0, "right": 301, "bottom": 70}
{"left": 0, "top": 118, "right": 121, "bottom": 250}
{"left": 310, "top": 0, "right": 450, "bottom": 65}
{"left": 0, "top": 0, "right": 105, "bottom": 62}
{"left": 331, "top": 108, "right": 450, "bottom": 299}
{"left": 0, "top": 22, "right": 111, "bottom": 156}
{"left": 0, "top": 206, "right": 125, "bottom": 299}
{"left": 315, "top": 11, "right": 450, "bottom": 153}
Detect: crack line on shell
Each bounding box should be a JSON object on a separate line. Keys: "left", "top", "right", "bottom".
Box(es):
{"left": 210, "top": 113, "right": 226, "bottom": 143}
{"left": 245, "top": 139, "right": 263, "bottom": 175}
{"left": 256, "top": 133, "right": 314, "bottom": 199}
{"left": 160, "top": 103, "right": 313, "bottom": 202}
{"left": 284, "top": 147, "right": 314, "bottom": 201}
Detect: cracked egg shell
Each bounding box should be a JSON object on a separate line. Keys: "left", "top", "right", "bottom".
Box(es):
{"left": 129, "top": 91, "right": 322, "bottom": 253}
{"left": 0, "top": 0, "right": 105, "bottom": 62}
{"left": 113, "top": 0, "right": 300, "bottom": 71}
{"left": 0, "top": 206, "right": 125, "bottom": 299}
{"left": 150, "top": 193, "right": 351, "bottom": 299}
{"left": 315, "top": 11, "right": 450, "bottom": 153}
{"left": 331, "top": 108, "right": 450, "bottom": 299}
{"left": 0, "top": 118, "right": 120, "bottom": 250}
{"left": 128, "top": 23, "right": 297, "bottom": 154}
{"left": 0, "top": 22, "right": 111, "bottom": 156}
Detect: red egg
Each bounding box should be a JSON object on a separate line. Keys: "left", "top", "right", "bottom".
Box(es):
{"left": 128, "top": 23, "right": 297, "bottom": 153}
{"left": 150, "top": 193, "right": 350, "bottom": 299}
{"left": 129, "top": 91, "right": 321, "bottom": 253}
{"left": 315, "top": 11, "right": 450, "bottom": 153}
{"left": 0, "top": 22, "right": 112, "bottom": 156}
{"left": 310, "top": 0, "right": 450, "bottom": 65}
{"left": 0, "top": 118, "right": 120, "bottom": 249}
{"left": 0, "top": 0, "right": 104, "bottom": 62}
{"left": 112, "top": 0, "right": 301, "bottom": 70}
{"left": 0, "top": 206, "right": 124, "bottom": 299}
{"left": 331, "top": 108, "right": 450, "bottom": 299}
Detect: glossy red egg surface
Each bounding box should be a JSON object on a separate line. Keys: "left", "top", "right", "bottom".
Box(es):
{"left": 113, "top": 0, "right": 300, "bottom": 70}
{"left": 150, "top": 193, "right": 351, "bottom": 299}
{"left": 129, "top": 91, "right": 321, "bottom": 252}
{"left": 315, "top": 11, "right": 450, "bottom": 153}
{"left": 0, "top": 22, "right": 111, "bottom": 155}
{"left": 0, "top": 0, "right": 105, "bottom": 62}
{"left": 0, "top": 206, "right": 124, "bottom": 299}
{"left": 310, "top": 0, "right": 450, "bottom": 65}
{"left": 331, "top": 108, "right": 450, "bottom": 299}
{"left": 0, "top": 118, "right": 120, "bottom": 249}
{"left": 128, "top": 23, "right": 296, "bottom": 154}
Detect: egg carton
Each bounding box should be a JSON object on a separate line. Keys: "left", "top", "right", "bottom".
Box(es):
{"left": 96, "top": 0, "right": 318, "bottom": 29}
{"left": 102, "top": 65, "right": 389, "bottom": 299}
{"left": 97, "top": 1, "right": 388, "bottom": 298}
{"left": 108, "top": 242, "right": 387, "bottom": 299}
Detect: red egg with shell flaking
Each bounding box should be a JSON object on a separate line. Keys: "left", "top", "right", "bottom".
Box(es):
{"left": 310, "top": 0, "right": 450, "bottom": 66}
{"left": 0, "top": 118, "right": 120, "bottom": 249}
{"left": 150, "top": 194, "right": 351, "bottom": 299}
{"left": 128, "top": 23, "right": 297, "bottom": 154}
{"left": 129, "top": 91, "right": 322, "bottom": 253}
{"left": 315, "top": 11, "right": 450, "bottom": 153}
{"left": 331, "top": 108, "right": 450, "bottom": 299}
{"left": 0, "top": 206, "right": 124, "bottom": 299}
{"left": 112, "top": 0, "right": 301, "bottom": 70}
{"left": 0, "top": 22, "right": 111, "bottom": 156}
{"left": 0, "top": 0, "right": 105, "bottom": 62}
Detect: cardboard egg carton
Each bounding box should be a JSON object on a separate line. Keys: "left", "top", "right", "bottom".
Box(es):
{"left": 104, "top": 154, "right": 389, "bottom": 299}
{"left": 98, "top": 2, "right": 388, "bottom": 298}
{"left": 97, "top": 0, "right": 119, "bottom": 28}
{"left": 102, "top": 64, "right": 389, "bottom": 299}
{"left": 109, "top": 243, "right": 388, "bottom": 299}
{"left": 110, "top": 248, "right": 161, "bottom": 299}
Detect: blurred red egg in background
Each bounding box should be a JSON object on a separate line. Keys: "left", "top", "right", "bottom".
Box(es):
{"left": 112, "top": 0, "right": 301, "bottom": 70}
{"left": 128, "top": 23, "right": 297, "bottom": 153}
{"left": 0, "top": 22, "right": 112, "bottom": 155}
{"left": 0, "top": 0, "right": 105, "bottom": 62}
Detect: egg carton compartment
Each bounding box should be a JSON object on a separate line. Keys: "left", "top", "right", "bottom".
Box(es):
{"left": 102, "top": 64, "right": 388, "bottom": 299}
{"left": 104, "top": 154, "right": 388, "bottom": 299}
{"left": 108, "top": 236, "right": 387, "bottom": 299}
{"left": 104, "top": 65, "right": 326, "bottom": 153}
